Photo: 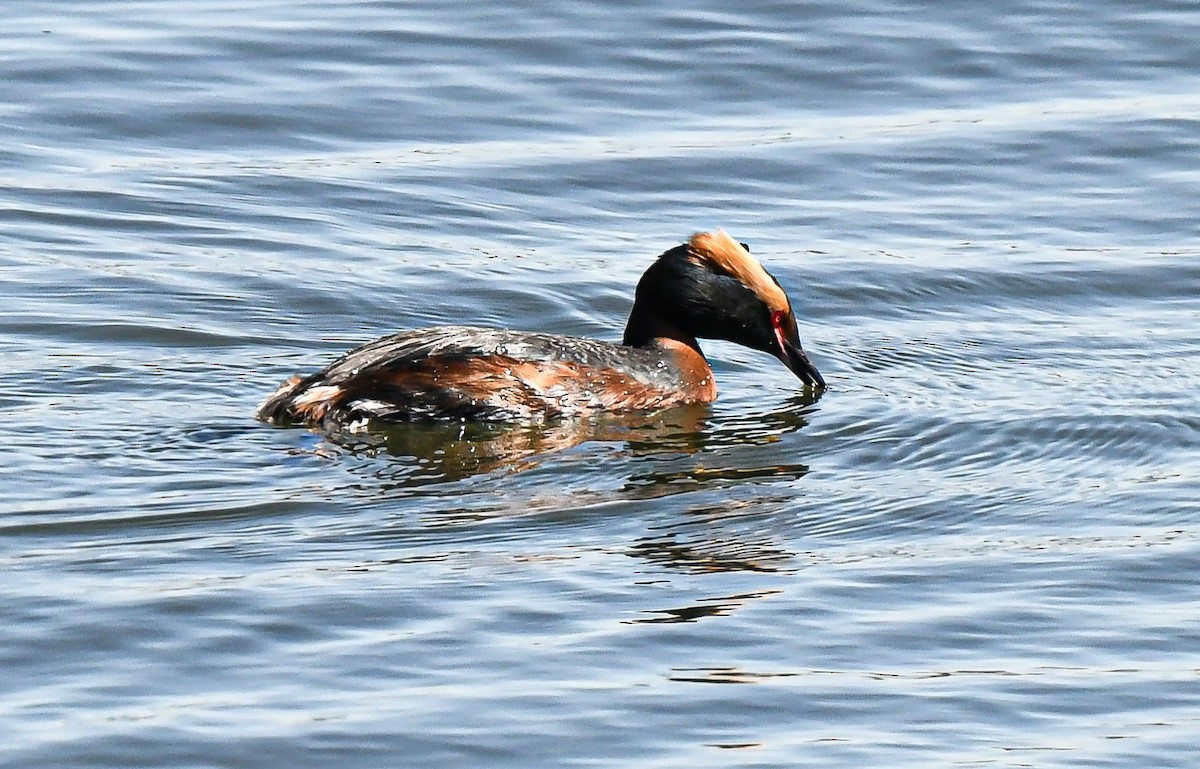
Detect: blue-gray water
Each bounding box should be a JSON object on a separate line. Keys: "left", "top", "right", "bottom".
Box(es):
{"left": 3, "top": 1, "right": 1199, "bottom": 766}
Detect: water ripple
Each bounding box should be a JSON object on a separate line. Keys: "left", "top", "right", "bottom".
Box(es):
{"left": 5, "top": 1, "right": 1200, "bottom": 765}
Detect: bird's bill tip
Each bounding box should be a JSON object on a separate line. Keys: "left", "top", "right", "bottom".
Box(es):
{"left": 782, "top": 342, "right": 826, "bottom": 389}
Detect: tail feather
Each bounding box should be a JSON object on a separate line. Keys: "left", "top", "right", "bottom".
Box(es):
{"left": 255, "top": 375, "right": 304, "bottom": 423}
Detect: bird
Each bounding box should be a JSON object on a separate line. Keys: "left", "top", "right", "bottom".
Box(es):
{"left": 256, "top": 229, "right": 824, "bottom": 429}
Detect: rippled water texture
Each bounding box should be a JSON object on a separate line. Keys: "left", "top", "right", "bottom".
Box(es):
{"left": 2, "top": 1, "right": 1199, "bottom": 766}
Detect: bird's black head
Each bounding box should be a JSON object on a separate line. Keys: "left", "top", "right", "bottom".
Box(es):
{"left": 623, "top": 230, "right": 825, "bottom": 388}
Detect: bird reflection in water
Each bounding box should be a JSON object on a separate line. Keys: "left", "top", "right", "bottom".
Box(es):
{"left": 628, "top": 518, "right": 797, "bottom": 574}
{"left": 312, "top": 389, "right": 820, "bottom": 491}
{"left": 298, "top": 390, "right": 820, "bottom": 579}
{"left": 623, "top": 589, "right": 783, "bottom": 625}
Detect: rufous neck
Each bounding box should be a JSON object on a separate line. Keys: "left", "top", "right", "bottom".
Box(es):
{"left": 623, "top": 309, "right": 716, "bottom": 402}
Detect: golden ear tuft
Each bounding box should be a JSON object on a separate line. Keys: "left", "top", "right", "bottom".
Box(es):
{"left": 687, "top": 228, "right": 790, "bottom": 312}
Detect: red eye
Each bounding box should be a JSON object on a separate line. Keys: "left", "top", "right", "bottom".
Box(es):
{"left": 770, "top": 310, "right": 789, "bottom": 355}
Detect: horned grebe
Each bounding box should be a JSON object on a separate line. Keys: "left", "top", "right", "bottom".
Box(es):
{"left": 256, "top": 229, "right": 824, "bottom": 428}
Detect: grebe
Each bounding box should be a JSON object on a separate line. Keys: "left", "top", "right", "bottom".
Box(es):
{"left": 257, "top": 229, "right": 824, "bottom": 428}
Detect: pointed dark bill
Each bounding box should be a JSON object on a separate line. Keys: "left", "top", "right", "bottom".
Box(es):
{"left": 781, "top": 339, "right": 825, "bottom": 388}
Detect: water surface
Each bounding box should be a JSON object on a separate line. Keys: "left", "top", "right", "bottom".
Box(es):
{"left": 2, "top": 1, "right": 1199, "bottom": 766}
